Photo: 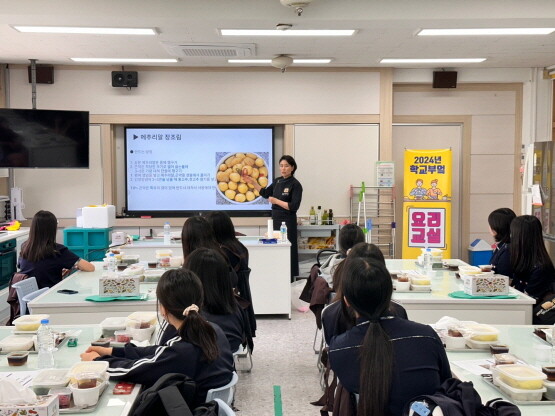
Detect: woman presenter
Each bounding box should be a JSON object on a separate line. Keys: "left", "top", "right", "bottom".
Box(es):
{"left": 243, "top": 155, "right": 303, "bottom": 280}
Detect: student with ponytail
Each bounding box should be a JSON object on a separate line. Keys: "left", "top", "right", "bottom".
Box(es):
{"left": 80, "top": 269, "right": 234, "bottom": 406}
{"left": 328, "top": 258, "right": 450, "bottom": 416}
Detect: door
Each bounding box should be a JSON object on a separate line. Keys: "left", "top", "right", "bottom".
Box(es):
{"left": 392, "top": 124, "right": 462, "bottom": 258}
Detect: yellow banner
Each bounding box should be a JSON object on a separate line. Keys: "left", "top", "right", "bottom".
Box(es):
{"left": 402, "top": 149, "right": 452, "bottom": 258}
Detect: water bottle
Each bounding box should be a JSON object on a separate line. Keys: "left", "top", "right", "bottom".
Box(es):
{"left": 164, "top": 222, "right": 171, "bottom": 245}
{"left": 37, "top": 319, "right": 55, "bottom": 369}
{"left": 107, "top": 253, "right": 116, "bottom": 273}
{"left": 423, "top": 248, "right": 433, "bottom": 274}
{"left": 280, "top": 221, "right": 288, "bottom": 243}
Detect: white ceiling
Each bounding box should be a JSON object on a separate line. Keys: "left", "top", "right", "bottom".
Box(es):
{"left": 2, "top": 0, "right": 555, "bottom": 69}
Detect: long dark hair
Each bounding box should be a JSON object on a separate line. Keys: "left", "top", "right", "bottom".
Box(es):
{"left": 205, "top": 211, "right": 248, "bottom": 266}
{"left": 20, "top": 210, "right": 58, "bottom": 262}
{"left": 279, "top": 155, "right": 297, "bottom": 175}
{"left": 488, "top": 208, "right": 516, "bottom": 244}
{"left": 156, "top": 268, "right": 219, "bottom": 362}
{"left": 185, "top": 248, "right": 237, "bottom": 315}
{"left": 338, "top": 224, "right": 365, "bottom": 255}
{"left": 181, "top": 216, "right": 226, "bottom": 260}
{"left": 342, "top": 257, "right": 393, "bottom": 416}
{"left": 510, "top": 215, "right": 555, "bottom": 279}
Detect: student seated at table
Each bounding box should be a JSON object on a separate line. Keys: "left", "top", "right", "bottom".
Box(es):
{"left": 17, "top": 210, "right": 94, "bottom": 289}
{"left": 181, "top": 216, "right": 238, "bottom": 287}
{"left": 487, "top": 207, "right": 516, "bottom": 278}
{"left": 157, "top": 248, "right": 248, "bottom": 352}
{"left": 328, "top": 257, "right": 451, "bottom": 416}
{"left": 510, "top": 215, "right": 555, "bottom": 305}
{"left": 319, "top": 223, "right": 365, "bottom": 287}
{"left": 205, "top": 211, "right": 249, "bottom": 274}
{"left": 322, "top": 242, "right": 408, "bottom": 346}
{"left": 81, "top": 268, "right": 234, "bottom": 406}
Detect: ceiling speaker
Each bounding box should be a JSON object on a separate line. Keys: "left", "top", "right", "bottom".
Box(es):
{"left": 433, "top": 71, "right": 457, "bottom": 88}
{"left": 112, "top": 71, "right": 138, "bottom": 88}
{"left": 27, "top": 65, "right": 54, "bottom": 84}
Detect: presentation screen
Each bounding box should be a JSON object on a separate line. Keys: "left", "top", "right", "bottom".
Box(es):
{"left": 125, "top": 126, "right": 274, "bottom": 217}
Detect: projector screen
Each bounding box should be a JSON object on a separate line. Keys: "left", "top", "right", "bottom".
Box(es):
{"left": 125, "top": 126, "right": 274, "bottom": 217}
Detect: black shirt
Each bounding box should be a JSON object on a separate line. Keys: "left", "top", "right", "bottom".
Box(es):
{"left": 329, "top": 316, "right": 451, "bottom": 416}
{"left": 17, "top": 243, "right": 79, "bottom": 289}
{"left": 259, "top": 176, "right": 303, "bottom": 215}
{"left": 490, "top": 242, "right": 513, "bottom": 278}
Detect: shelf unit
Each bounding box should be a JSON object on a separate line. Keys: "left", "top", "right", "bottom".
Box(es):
{"left": 63, "top": 227, "right": 112, "bottom": 261}
{"left": 349, "top": 186, "right": 396, "bottom": 258}
{"left": 297, "top": 224, "right": 340, "bottom": 276}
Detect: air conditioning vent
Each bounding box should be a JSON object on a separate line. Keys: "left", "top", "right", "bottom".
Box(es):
{"left": 161, "top": 42, "right": 256, "bottom": 58}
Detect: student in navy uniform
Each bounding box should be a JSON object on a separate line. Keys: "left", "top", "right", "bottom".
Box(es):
{"left": 328, "top": 257, "right": 451, "bottom": 416}
{"left": 487, "top": 207, "right": 516, "bottom": 278}
{"left": 157, "top": 248, "right": 248, "bottom": 353}
{"left": 510, "top": 215, "right": 555, "bottom": 304}
{"left": 322, "top": 242, "right": 408, "bottom": 346}
{"left": 18, "top": 210, "right": 94, "bottom": 289}
{"left": 81, "top": 269, "right": 234, "bottom": 406}
{"left": 181, "top": 216, "right": 238, "bottom": 288}
{"left": 243, "top": 155, "right": 303, "bottom": 280}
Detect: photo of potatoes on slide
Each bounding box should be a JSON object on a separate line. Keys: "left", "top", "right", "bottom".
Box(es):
{"left": 216, "top": 152, "right": 268, "bottom": 204}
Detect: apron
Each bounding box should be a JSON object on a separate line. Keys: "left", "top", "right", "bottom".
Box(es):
{"left": 273, "top": 210, "right": 299, "bottom": 281}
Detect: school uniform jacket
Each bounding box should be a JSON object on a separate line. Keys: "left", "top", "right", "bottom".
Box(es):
{"left": 97, "top": 323, "right": 234, "bottom": 405}
{"left": 489, "top": 242, "right": 513, "bottom": 278}
{"left": 328, "top": 316, "right": 451, "bottom": 416}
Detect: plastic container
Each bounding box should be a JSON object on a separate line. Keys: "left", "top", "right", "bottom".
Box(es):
{"left": 465, "top": 338, "right": 496, "bottom": 350}
{"left": 490, "top": 344, "right": 510, "bottom": 354}
{"left": 0, "top": 335, "right": 34, "bottom": 352}
{"left": 544, "top": 379, "right": 555, "bottom": 400}
{"left": 158, "top": 256, "right": 171, "bottom": 268}
{"left": 49, "top": 387, "right": 72, "bottom": 409}
{"left": 396, "top": 281, "right": 411, "bottom": 291}
{"left": 91, "top": 338, "right": 111, "bottom": 347}
{"left": 169, "top": 256, "right": 183, "bottom": 267}
{"left": 114, "top": 331, "right": 133, "bottom": 343}
{"left": 444, "top": 335, "right": 467, "bottom": 349}
{"left": 7, "top": 351, "right": 28, "bottom": 366}
{"left": 69, "top": 381, "right": 103, "bottom": 407}
{"left": 76, "top": 372, "right": 100, "bottom": 389}
{"left": 13, "top": 314, "right": 50, "bottom": 332}
{"left": 493, "top": 353, "right": 517, "bottom": 365}
{"left": 125, "top": 325, "right": 155, "bottom": 342}
{"left": 496, "top": 364, "right": 547, "bottom": 390}
{"left": 100, "top": 317, "right": 127, "bottom": 337}
{"left": 147, "top": 261, "right": 157, "bottom": 269}
{"left": 410, "top": 284, "right": 431, "bottom": 292}
{"left": 155, "top": 249, "right": 173, "bottom": 257}
{"left": 479, "top": 265, "right": 493, "bottom": 272}
{"left": 32, "top": 368, "right": 70, "bottom": 395}
{"left": 410, "top": 276, "right": 431, "bottom": 286}
{"left": 68, "top": 361, "right": 108, "bottom": 384}
{"left": 497, "top": 377, "right": 546, "bottom": 401}
{"left": 462, "top": 323, "right": 499, "bottom": 341}
{"left": 542, "top": 366, "right": 555, "bottom": 382}
{"left": 458, "top": 265, "right": 481, "bottom": 275}
{"left": 144, "top": 269, "right": 165, "bottom": 282}
{"left": 127, "top": 311, "right": 158, "bottom": 326}
{"left": 120, "top": 255, "right": 140, "bottom": 266}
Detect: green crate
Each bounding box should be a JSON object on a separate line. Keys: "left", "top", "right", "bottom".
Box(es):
{"left": 64, "top": 227, "right": 112, "bottom": 262}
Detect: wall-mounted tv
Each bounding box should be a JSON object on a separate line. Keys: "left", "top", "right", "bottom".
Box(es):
{"left": 124, "top": 126, "right": 274, "bottom": 217}
{"left": 0, "top": 108, "right": 89, "bottom": 168}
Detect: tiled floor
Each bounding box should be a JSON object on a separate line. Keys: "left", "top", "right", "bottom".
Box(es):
{"left": 234, "top": 309, "right": 324, "bottom": 416}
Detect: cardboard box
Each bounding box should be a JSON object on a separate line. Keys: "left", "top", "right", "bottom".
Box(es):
{"left": 82, "top": 205, "right": 115, "bottom": 228}
{"left": 462, "top": 273, "right": 509, "bottom": 296}
{"left": 100, "top": 274, "right": 140, "bottom": 297}
{"left": 0, "top": 394, "right": 59, "bottom": 416}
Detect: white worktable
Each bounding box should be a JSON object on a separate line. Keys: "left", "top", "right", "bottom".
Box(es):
{"left": 0, "top": 228, "right": 30, "bottom": 244}
{"left": 386, "top": 259, "right": 536, "bottom": 325}
{"left": 111, "top": 237, "right": 292, "bottom": 317}
{"left": 447, "top": 325, "right": 555, "bottom": 414}
{"left": 0, "top": 324, "right": 141, "bottom": 416}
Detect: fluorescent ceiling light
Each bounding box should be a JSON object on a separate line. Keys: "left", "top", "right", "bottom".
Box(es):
{"left": 221, "top": 29, "right": 355, "bottom": 36}
{"left": 71, "top": 58, "right": 177, "bottom": 63}
{"left": 12, "top": 26, "right": 156, "bottom": 35}
{"left": 228, "top": 59, "right": 331, "bottom": 64}
{"left": 380, "top": 58, "right": 486, "bottom": 64}
{"left": 418, "top": 28, "right": 555, "bottom": 36}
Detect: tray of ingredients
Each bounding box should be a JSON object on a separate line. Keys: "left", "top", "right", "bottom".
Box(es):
{"left": 0, "top": 331, "right": 67, "bottom": 354}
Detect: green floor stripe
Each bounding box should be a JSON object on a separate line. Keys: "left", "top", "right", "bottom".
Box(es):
{"left": 273, "top": 385, "right": 283, "bottom": 416}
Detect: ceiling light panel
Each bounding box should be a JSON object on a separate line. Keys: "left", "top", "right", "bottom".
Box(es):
{"left": 418, "top": 28, "right": 555, "bottom": 36}
{"left": 13, "top": 26, "right": 156, "bottom": 35}
{"left": 71, "top": 58, "right": 177, "bottom": 63}
{"left": 221, "top": 29, "right": 355, "bottom": 36}
{"left": 228, "top": 59, "right": 331, "bottom": 64}
{"left": 380, "top": 58, "right": 486, "bottom": 63}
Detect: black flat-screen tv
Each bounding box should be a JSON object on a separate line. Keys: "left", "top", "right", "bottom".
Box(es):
{"left": 124, "top": 126, "right": 274, "bottom": 217}
{"left": 0, "top": 109, "right": 89, "bottom": 168}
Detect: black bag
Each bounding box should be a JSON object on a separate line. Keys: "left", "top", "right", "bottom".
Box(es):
{"left": 130, "top": 373, "right": 218, "bottom": 416}
{"left": 533, "top": 294, "right": 555, "bottom": 325}
{"left": 402, "top": 378, "right": 520, "bottom": 416}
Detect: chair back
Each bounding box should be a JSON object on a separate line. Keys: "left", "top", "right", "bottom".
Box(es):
{"left": 205, "top": 372, "right": 238, "bottom": 406}
{"left": 214, "top": 398, "right": 236, "bottom": 416}
{"left": 11, "top": 276, "right": 39, "bottom": 316}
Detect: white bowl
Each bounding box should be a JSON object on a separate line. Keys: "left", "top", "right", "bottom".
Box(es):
{"left": 69, "top": 381, "right": 104, "bottom": 407}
